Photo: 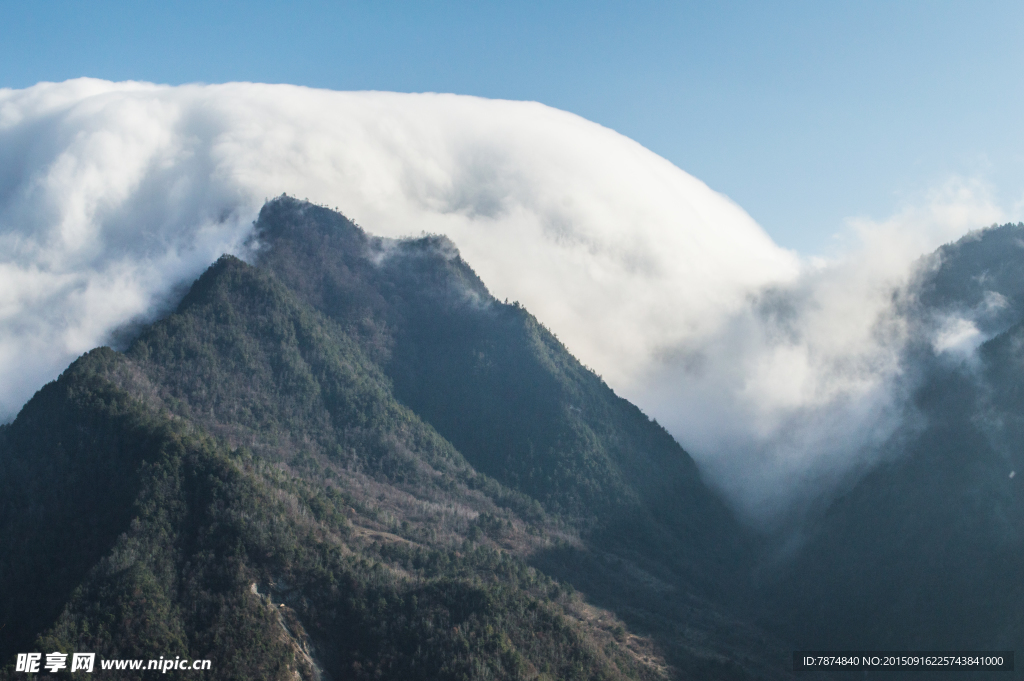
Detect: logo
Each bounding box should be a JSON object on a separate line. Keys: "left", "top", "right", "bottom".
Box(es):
{"left": 15, "top": 652, "right": 95, "bottom": 673}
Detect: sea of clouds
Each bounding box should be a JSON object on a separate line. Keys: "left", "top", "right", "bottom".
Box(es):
{"left": 0, "top": 79, "right": 1008, "bottom": 524}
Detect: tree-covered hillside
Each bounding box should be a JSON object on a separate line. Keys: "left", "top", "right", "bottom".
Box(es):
{"left": 0, "top": 198, "right": 797, "bottom": 680}
{"left": 16, "top": 199, "right": 1024, "bottom": 679}
{"left": 762, "top": 224, "right": 1024, "bottom": 664}
{"left": 252, "top": 197, "right": 751, "bottom": 593}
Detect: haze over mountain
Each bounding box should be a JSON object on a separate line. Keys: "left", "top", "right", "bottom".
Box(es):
{"left": 0, "top": 79, "right": 1011, "bottom": 524}
{"left": 766, "top": 222, "right": 1024, "bottom": 652}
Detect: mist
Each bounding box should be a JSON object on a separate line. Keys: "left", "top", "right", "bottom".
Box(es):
{"left": 0, "top": 79, "right": 1008, "bottom": 524}
{"left": 638, "top": 182, "right": 1008, "bottom": 523}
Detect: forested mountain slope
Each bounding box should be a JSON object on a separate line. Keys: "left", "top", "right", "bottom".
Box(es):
{"left": 763, "top": 224, "right": 1024, "bottom": 660}
{"left": 10, "top": 200, "right": 1024, "bottom": 680}
{"left": 0, "top": 198, "right": 796, "bottom": 680}
{"left": 252, "top": 197, "right": 751, "bottom": 593}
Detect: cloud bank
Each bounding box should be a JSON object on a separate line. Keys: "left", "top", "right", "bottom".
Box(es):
{"left": 0, "top": 79, "right": 1006, "bottom": 523}
{"left": 638, "top": 181, "right": 1007, "bottom": 522}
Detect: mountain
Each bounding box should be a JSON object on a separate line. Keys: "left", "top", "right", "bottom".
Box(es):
{"left": 7, "top": 199, "right": 1024, "bottom": 680}
{"left": 762, "top": 223, "right": 1024, "bottom": 656}
{"left": 0, "top": 197, "right": 795, "bottom": 680}
{"left": 915, "top": 222, "right": 1024, "bottom": 336}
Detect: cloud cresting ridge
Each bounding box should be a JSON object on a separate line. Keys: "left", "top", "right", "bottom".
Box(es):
{"left": 0, "top": 79, "right": 1006, "bottom": 523}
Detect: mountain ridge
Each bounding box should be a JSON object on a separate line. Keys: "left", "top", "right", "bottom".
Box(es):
{"left": 0, "top": 197, "right": 794, "bottom": 680}
{"left": 760, "top": 222, "right": 1024, "bottom": 659}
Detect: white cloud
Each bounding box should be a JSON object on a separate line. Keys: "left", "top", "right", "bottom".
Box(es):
{"left": 0, "top": 79, "right": 797, "bottom": 413}
{"left": 0, "top": 79, "right": 1007, "bottom": 524}
{"left": 634, "top": 179, "right": 1008, "bottom": 523}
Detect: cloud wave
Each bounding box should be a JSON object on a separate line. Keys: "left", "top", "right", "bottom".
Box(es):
{"left": 639, "top": 180, "right": 1007, "bottom": 522}
{"left": 0, "top": 79, "right": 1005, "bottom": 523}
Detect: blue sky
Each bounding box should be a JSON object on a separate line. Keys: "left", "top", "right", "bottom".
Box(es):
{"left": 2, "top": 0, "right": 1022, "bottom": 254}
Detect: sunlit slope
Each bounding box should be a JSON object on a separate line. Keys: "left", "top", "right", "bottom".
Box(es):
{"left": 0, "top": 259, "right": 664, "bottom": 680}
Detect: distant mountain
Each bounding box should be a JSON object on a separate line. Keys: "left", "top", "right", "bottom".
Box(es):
{"left": 763, "top": 223, "right": 1024, "bottom": 656}
{"left": 0, "top": 198, "right": 795, "bottom": 680}
{"left": 916, "top": 222, "right": 1024, "bottom": 335}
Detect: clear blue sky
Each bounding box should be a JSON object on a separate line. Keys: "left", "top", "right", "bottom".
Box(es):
{"left": 2, "top": 0, "right": 1022, "bottom": 254}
